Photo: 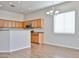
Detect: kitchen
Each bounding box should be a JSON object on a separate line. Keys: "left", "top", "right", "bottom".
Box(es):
{"left": 0, "top": 17, "right": 44, "bottom": 52}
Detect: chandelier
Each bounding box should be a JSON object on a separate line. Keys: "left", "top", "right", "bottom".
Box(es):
{"left": 46, "top": 7, "right": 59, "bottom": 15}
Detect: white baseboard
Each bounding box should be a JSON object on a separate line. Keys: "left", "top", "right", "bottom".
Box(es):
{"left": 44, "top": 42, "right": 79, "bottom": 50}
{"left": 0, "top": 46, "right": 31, "bottom": 52}
{"left": 0, "top": 51, "right": 10, "bottom": 52}
{"left": 10, "top": 46, "right": 31, "bottom": 52}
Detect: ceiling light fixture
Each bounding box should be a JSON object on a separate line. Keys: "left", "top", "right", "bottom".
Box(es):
{"left": 9, "top": 2, "right": 13, "bottom": 5}
{"left": 49, "top": 10, "right": 53, "bottom": 13}
{"left": 18, "top": 1, "right": 21, "bottom": 4}
{"left": 9, "top": 2, "right": 15, "bottom": 7}
{"left": 46, "top": 10, "right": 54, "bottom": 15}
{"left": 28, "top": 8, "right": 32, "bottom": 10}
{"left": 46, "top": 6, "right": 54, "bottom": 15}
{"left": 46, "top": 12, "right": 50, "bottom": 15}
{"left": 46, "top": 7, "right": 60, "bottom": 15}
{"left": 0, "top": 5, "right": 2, "bottom": 7}
{"left": 55, "top": 11, "right": 59, "bottom": 14}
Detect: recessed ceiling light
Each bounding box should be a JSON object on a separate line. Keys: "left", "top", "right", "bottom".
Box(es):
{"left": 46, "top": 12, "right": 50, "bottom": 15}
{"left": 18, "top": 1, "right": 21, "bottom": 3}
{"left": 28, "top": 8, "right": 31, "bottom": 10}
{"left": 9, "top": 2, "right": 13, "bottom": 5}
{"left": 0, "top": 5, "right": 2, "bottom": 7}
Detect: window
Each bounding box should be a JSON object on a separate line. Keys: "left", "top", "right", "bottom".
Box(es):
{"left": 54, "top": 11, "right": 75, "bottom": 34}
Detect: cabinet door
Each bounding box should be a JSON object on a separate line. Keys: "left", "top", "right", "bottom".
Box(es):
{"left": 15, "top": 22, "right": 19, "bottom": 28}
{"left": 12, "top": 21, "right": 16, "bottom": 28}
{"left": 0, "top": 20, "right": 4, "bottom": 28}
{"left": 32, "top": 20, "right": 38, "bottom": 28}
{"left": 18, "top": 22, "right": 20, "bottom": 28}
{"left": 31, "top": 20, "right": 35, "bottom": 28}
{"left": 19, "top": 22, "right": 23, "bottom": 28}
{"left": 31, "top": 32, "right": 43, "bottom": 44}
{"left": 8, "top": 21, "right": 12, "bottom": 28}
{"left": 15, "top": 22, "right": 23, "bottom": 28}
{"left": 37, "top": 19, "right": 44, "bottom": 28}
{"left": 24, "top": 21, "right": 28, "bottom": 28}
{"left": 23, "top": 21, "right": 31, "bottom": 28}
{"left": 37, "top": 20, "right": 41, "bottom": 28}
{"left": 4, "top": 21, "right": 8, "bottom": 28}
{"left": 39, "top": 33, "right": 43, "bottom": 44}
{"left": 32, "top": 19, "right": 44, "bottom": 28}
{"left": 31, "top": 33, "right": 39, "bottom": 43}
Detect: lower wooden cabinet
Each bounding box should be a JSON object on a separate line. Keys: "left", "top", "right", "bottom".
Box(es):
{"left": 31, "top": 32, "right": 43, "bottom": 44}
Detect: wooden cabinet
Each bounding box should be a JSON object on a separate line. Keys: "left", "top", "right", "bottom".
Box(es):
{"left": 14, "top": 21, "right": 23, "bottom": 28}
{"left": 0, "top": 20, "right": 10, "bottom": 28}
{"left": 19, "top": 22, "right": 23, "bottom": 28}
{"left": 4, "top": 21, "right": 7, "bottom": 28}
{"left": 0, "top": 20, "right": 4, "bottom": 28}
{"left": 23, "top": 19, "right": 44, "bottom": 29}
{"left": 8, "top": 21, "right": 13, "bottom": 28}
{"left": 32, "top": 19, "right": 44, "bottom": 28}
{"left": 12, "top": 21, "right": 16, "bottom": 28}
{"left": 0, "top": 19, "right": 44, "bottom": 29}
{"left": 0, "top": 20, "right": 23, "bottom": 28}
{"left": 32, "top": 20, "right": 37, "bottom": 28}
{"left": 15, "top": 22, "right": 21, "bottom": 28}
{"left": 31, "top": 32, "right": 43, "bottom": 44}
{"left": 15, "top": 22, "right": 19, "bottom": 28}
{"left": 18, "top": 22, "right": 23, "bottom": 28}
{"left": 23, "top": 21, "right": 31, "bottom": 28}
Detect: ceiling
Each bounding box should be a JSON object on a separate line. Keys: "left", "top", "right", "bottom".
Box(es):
{"left": 0, "top": 1, "right": 65, "bottom": 14}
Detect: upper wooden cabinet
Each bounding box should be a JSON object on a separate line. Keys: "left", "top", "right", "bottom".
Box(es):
{"left": 0, "top": 20, "right": 4, "bottom": 28}
{"left": 15, "top": 22, "right": 23, "bottom": 28}
{"left": 32, "top": 19, "right": 44, "bottom": 28}
{"left": 18, "top": 22, "right": 23, "bottom": 28}
{"left": 0, "top": 20, "right": 23, "bottom": 28}
{"left": 12, "top": 21, "right": 16, "bottom": 28}
{"left": 0, "top": 19, "right": 44, "bottom": 29}
{"left": 23, "top": 19, "right": 44, "bottom": 28}
{"left": 23, "top": 21, "right": 31, "bottom": 28}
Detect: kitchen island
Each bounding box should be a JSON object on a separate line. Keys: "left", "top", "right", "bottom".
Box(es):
{"left": 0, "top": 29, "right": 31, "bottom": 52}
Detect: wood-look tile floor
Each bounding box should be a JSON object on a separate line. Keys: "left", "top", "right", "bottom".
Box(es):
{"left": 0, "top": 43, "right": 79, "bottom": 58}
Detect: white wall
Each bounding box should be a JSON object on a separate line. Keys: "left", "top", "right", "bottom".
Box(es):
{"left": 0, "top": 30, "right": 31, "bottom": 52}
{"left": 0, "top": 10, "right": 25, "bottom": 52}
{"left": 10, "top": 30, "right": 31, "bottom": 51}
{"left": 24, "top": 2, "right": 79, "bottom": 49}
{"left": 0, "top": 31, "right": 10, "bottom": 52}
{"left": 0, "top": 10, "right": 24, "bottom": 21}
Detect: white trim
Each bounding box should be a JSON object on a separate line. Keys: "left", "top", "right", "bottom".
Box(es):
{"left": 0, "top": 46, "right": 31, "bottom": 52}
{"left": 44, "top": 42, "right": 79, "bottom": 50}
{"left": 0, "top": 51, "right": 10, "bottom": 52}
{"left": 10, "top": 46, "right": 31, "bottom": 52}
